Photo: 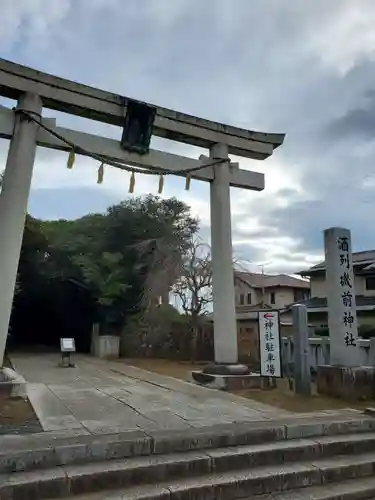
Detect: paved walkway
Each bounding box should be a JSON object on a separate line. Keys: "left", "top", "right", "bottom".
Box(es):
{"left": 10, "top": 353, "right": 292, "bottom": 436}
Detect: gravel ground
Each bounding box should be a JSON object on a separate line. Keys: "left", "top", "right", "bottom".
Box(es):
{"left": 0, "top": 397, "right": 42, "bottom": 435}
{"left": 0, "top": 354, "right": 43, "bottom": 435}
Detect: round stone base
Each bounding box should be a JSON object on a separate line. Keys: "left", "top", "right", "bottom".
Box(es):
{"left": 202, "top": 364, "right": 250, "bottom": 376}
{"left": 0, "top": 367, "right": 27, "bottom": 399}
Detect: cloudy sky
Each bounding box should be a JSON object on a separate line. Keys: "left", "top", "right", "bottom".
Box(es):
{"left": 1, "top": 0, "right": 375, "bottom": 274}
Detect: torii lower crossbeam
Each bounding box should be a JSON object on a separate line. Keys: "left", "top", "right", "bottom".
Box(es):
{"left": 0, "top": 60, "right": 284, "bottom": 369}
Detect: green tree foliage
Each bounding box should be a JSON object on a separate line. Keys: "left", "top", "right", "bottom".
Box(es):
{"left": 0, "top": 175, "right": 49, "bottom": 295}
{"left": 14, "top": 194, "right": 198, "bottom": 336}
{"left": 18, "top": 215, "right": 49, "bottom": 293}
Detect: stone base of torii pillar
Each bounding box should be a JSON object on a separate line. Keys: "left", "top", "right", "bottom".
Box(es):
{"left": 0, "top": 366, "right": 27, "bottom": 399}
{"left": 191, "top": 364, "right": 274, "bottom": 391}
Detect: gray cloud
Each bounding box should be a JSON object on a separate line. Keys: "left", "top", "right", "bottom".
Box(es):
{"left": 329, "top": 108, "right": 375, "bottom": 140}
{"left": 3, "top": 0, "right": 375, "bottom": 273}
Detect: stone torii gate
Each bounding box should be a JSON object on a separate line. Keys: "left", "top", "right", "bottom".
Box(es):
{"left": 0, "top": 59, "right": 285, "bottom": 368}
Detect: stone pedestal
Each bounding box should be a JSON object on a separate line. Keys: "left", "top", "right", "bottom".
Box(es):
{"left": 192, "top": 364, "right": 273, "bottom": 391}
{"left": 0, "top": 367, "right": 27, "bottom": 399}
{"left": 92, "top": 335, "right": 120, "bottom": 359}
{"left": 202, "top": 363, "right": 250, "bottom": 376}
{"left": 191, "top": 370, "right": 273, "bottom": 391}
{"left": 317, "top": 365, "right": 375, "bottom": 400}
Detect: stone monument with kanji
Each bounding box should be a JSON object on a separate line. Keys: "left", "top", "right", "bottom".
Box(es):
{"left": 317, "top": 227, "right": 375, "bottom": 399}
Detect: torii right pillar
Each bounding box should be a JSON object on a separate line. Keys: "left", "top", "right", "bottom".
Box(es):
{"left": 191, "top": 143, "right": 256, "bottom": 389}
{"left": 209, "top": 143, "right": 238, "bottom": 365}
{"left": 317, "top": 227, "right": 375, "bottom": 400}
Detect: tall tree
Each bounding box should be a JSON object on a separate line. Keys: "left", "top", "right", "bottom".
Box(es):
{"left": 41, "top": 195, "right": 198, "bottom": 334}
{"left": 104, "top": 195, "right": 199, "bottom": 311}
{"left": 171, "top": 238, "right": 212, "bottom": 358}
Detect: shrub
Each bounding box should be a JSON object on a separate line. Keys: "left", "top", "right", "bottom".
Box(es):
{"left": 314, "top": 327, "right": 329, "bottom": 337}
{"left": 358, "top": 325, "right": 375, "bottom": 339}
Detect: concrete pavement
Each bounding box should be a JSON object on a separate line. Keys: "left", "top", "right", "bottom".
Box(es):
{"left": 3, "top": 353, "right": 373, "bottom": 500}
{"left": 10, "top": 353, "right": 292, "bottom": 436}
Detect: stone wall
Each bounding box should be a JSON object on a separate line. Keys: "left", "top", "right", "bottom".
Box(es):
{"left": 121, "top": 322, "right": 215, "bottom": 361}
{"left": 92, "top": 335, "right": 120, "bottom": 359}
{"left": 281, "top": 336, "right": 375, "bottom": 375}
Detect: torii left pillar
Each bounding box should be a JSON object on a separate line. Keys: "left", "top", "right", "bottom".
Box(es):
{"left": 0, "top": 93, "right": 42, "bottom": 367}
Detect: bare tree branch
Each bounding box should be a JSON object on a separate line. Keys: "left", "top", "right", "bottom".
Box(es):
{"left": 171, "top": 237, "right": 213, "bottom": 318}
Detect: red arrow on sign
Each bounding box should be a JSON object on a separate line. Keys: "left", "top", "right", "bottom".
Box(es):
{"left": 264, "top": 313, "right": 274, "bottom": 319}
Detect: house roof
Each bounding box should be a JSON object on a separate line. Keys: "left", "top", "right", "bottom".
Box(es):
{"left": 287, "top": 294, "right": 375, "bottom": 310}
{"left": 235, "top": 271, "right": 310, "bottom": 290}
{"left": 300, "top": 250, "right": 375, "bottom": 276}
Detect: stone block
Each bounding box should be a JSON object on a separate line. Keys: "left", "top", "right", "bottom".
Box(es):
{"left": 285, "top": 423, "right": 324, "bottom": 440}
{"left": 275, "top": 463, "right": 321, "bottom": 492}
{"left": 365, "top": 408, "right": 375, "bottom": 417}
{"left": 256, "top": 477, "right": 375, "bottom": 500}
{"left": 53, "top": 442, "right": 88, "bottom": 467}
{"left": 92, "top": 335, "right": 120, "bottom": 359}
{"left": 317, "top": 365, "right": 375, "bottom": 400}
{"left": 207, "top": 439, "right": 318, "bottom": 471}
{"left": 313, "top": 453, "right": 375, "bottom": 484}
{"left": 119, "top": 485, "right": 171, "bottom": 500}
{"left": 152, "top": 428, "right": 219, "bottom": 455}
{"left": 169, "top": 476, "right": 216, "bottom": 500}
{"left": 322, "top": 418, "right": 375, "bottom": 436}
{"left": 86, "top": 431, "right": 152, "bottom": 462}
{"left": 0, "top": 468, "right": 68, "bottom": 500}
{"left": 215, "top": 470, "right": 267, "bottom": 498}
{"left": 164, "top": 463, "right": 326, "bottom": 500}
{"left": 0, "top": 447, "right": 57, "bottom": 473}
{"left": 65, "top": 451, "right": 213, "bottom": 496}
{"left": 65, "top": 460, "right": 127, "bottom": 495}
{"left": 152, "top": 452, "right": 212, "bottom": 481}
{"left": 314, "top": 433, "right": 375, "bottom": 457}
{"left": 202, "top": 364, "right": 250, "bottom": 375}
{"left": 152, "top": 422, "right": 287, "bottom": 456}
{"left": 191, "top": 370, "right": 271, "bottom": 391}
{"left": 0, "top": 432, "right": 152, "bottom": 474}
{"left": 0, "top": 367, "right": 27, "bottom": 399}
{"left": 214, "top": 464, "right": 321, "bottom": 500}
{"left": 230, "top": 423, "right": 286, "bottom": 446}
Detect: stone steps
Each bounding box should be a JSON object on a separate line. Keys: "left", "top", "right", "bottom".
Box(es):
{"left": 3, "top": 432, "right": 375, "bottom": 499}
{"left": 2, "top": 414, "right": 375, "bottom": 474}
{"left": 22, "top": 451, "right": 375, "bottom": 500}
{"left": 52, "top": 476, "right": 375, "bottom": 500}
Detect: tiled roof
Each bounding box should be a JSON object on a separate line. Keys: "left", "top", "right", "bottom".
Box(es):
{"left": 289, "top": 295, "right": 375, "bottom": 309}
{"left": 300, "top": 250, "right": 375, "bottom": 275}
{"left": 235, "top": 271, "right": 310, "bottom": 289}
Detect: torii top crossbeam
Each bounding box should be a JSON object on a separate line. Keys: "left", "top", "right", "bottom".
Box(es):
{"left": 0, "top": 59, "right": 285, "bottom": 370}
{"left": 0, "top": 58, "right": 284, "bottom": 160}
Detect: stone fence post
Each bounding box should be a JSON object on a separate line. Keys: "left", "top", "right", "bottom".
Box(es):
{"left": 292, "top": 304, "right": 311, "bottom": 395}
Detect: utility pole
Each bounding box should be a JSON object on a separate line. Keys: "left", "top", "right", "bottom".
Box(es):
{"left": 261, "top": 263, "right": 265, "bottom": 309}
